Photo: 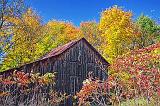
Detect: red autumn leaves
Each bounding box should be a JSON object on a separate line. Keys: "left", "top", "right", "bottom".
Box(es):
{"left": 0, "top": 71, "right": 55, "bottom": 97}
{"left": 77, "top": 42, "right": 160, "bottom": 105}
{"left": 1, "top": 71, "right": 30, "bottom": 86}
{"left": 110, "top": 42, "right": 160, "bottom": 97}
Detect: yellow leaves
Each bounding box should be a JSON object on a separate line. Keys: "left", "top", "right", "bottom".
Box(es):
{"left": 4, "top": 16, "right": 21, "bottom": 26}
{"left": 153, "top": 48, "right": 160, "bottom": 54}
{"left": 38, "top": 73, "right": 56, "bottom": 85}
{"left": 99, "top": 6, "right": 138, "bottom": 62}
{"left": 33, "top": 21, "right": 83, "bottom": 66}
{"left": 43, "top": 20, "right": 82, "bottom": 47}
{"left": 80, "top": 22, "right": 107, "bottom": 59}
{"left": 99, "top": 6, "right": 132, "bottom": 32}
{"left": 1, "top": 8, "right": 44, "bottom": 71}
{"left": 23, "top": 8, "right": 41, "bottom": 28}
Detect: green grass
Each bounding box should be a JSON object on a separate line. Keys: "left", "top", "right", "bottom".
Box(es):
{"left": 120, "top": 97, "right": 159, "bottom": 106}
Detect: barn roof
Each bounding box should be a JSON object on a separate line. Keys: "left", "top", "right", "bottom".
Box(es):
{"left": 40, "top": 38, "right": 109, "bottom": 64}
{"left": 41, "top": 39, "right": 77, "bottom": 60}
{"left": 1, "top": 38, "right": 109, "bottom": 74}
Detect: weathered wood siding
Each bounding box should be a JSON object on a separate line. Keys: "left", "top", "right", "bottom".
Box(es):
{"left": 1, "top": 39, "right": 108, "bottom": 106}
{"left": 14, "top": 39, "right": 108, "bottom": 95}
{"left": 54, "top": 40, "right": 108, "bottom": 97}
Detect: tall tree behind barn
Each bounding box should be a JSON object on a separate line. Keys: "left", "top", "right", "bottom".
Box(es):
{"left": 1, "top": 38, "right": 109, "bottom": 105}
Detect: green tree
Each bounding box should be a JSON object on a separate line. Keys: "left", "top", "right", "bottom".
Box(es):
{"left": 136, "top": 14, "right": 160, "bottom": 48}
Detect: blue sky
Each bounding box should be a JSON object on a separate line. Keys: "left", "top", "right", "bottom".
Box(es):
{"left": 1, "top": 1, "right": 160, "bottom": 62}
{"left": 23, "top": 0, "right": 160, "bottom": 26}
{"left": 28, "top": 0, "right": 160, "bottom": 26}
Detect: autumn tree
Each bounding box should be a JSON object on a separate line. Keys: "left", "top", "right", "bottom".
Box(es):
{"left": 136, "top": 14, "right": 160, "bottom": 48}
{"left": 0, "top": 0, "right": 25, "bottom": 30}
{"left": 110, "top": 42, "right": 160, "bottom": 105}
{"left": 0, "top": 0, "right": 26, "bottom": 64}
{"left": 99, "top": 6, "right": 139, "bottom": 63}
{"left": 80, "top": 21, "right": 102, "bottom": 48}
{"left": 77, "top": 42, "right": 160, "bottom": 106}
{"left": 1, "top": 8, "right": 44, "bottom": 72}
{"left": 36, "top": 21, "right": 82, "bottom": 56}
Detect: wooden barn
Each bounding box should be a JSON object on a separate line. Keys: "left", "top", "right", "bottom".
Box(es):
{"left": 1, "top": 38, "right": 109, "bottom": 105}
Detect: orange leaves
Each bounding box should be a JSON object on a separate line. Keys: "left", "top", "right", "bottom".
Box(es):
{"left": 1, "top": 71, "right": 30, "bottom": 86}
{"left": 77, "top": 80, "right": 99, "bottom": 103}
{"left": 46, "top": 21, "right": 82, "bottom": 42}
{"left": 64, "top": 23, "right": 81, "bottom": 40}
{"left": 37, "top": 73, "right": 55, "bottom": 85}
{"left": 14, "top": 71, "right": 30, "bottom": 86}
{"left": 1, "top": 70, "right": 55, "bottom": 87}
{"left": 0, "top": 92, "right": 10, "bottom": 97}
{"left": 1, "top": 70, "right": 58, "bottom": 105}
{"left": 2, "top": 78, "right": 15, "bottom": 85}
{"left": 131, "top": 42, "right": 160, "bottom": 54}
{"left": 76, "top": 79, "right": 108, "bottom": 105}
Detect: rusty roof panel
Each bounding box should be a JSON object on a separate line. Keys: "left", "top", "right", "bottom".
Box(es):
{"left": 41, "top": 40, "right": 78, "bottom": 60}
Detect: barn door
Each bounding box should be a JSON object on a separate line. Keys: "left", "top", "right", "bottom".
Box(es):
{"left": 70, "top": 76, "right": 80, "bottom": 95}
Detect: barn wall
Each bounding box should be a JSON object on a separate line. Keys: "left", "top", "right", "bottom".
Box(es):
{"left": 54, "top": 40, "right": 108, "bottom": 96}
{"left": 3, "top": 39, "right": 108, "bottom": 95}
{"left": 1, "top": 39, "right": 108, "bottom": 106}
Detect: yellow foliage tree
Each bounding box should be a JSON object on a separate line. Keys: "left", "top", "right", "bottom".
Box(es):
{"left": 80, "top": 21, "right": 102, "bottom": 49}
{"left": 99, "top": 6, "right": 139, "bottom": 63}
{"left": 1, "top": 8, "right": 44, "bottom": 71}
{"left": 36, "top": 21, "right": 82, "bottom": 55}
